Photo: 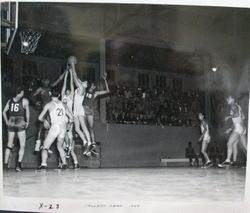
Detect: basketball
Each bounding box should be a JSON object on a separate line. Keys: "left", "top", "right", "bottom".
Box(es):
{"left": 68, "top": 56, "right": 77, "bottom": 64}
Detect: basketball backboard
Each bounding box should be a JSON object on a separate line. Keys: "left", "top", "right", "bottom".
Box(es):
{"left": 1, "top": 1, "right": 18, "bottom": 54}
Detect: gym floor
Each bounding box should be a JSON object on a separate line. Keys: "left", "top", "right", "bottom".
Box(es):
{"left": 3, "top": 167, "right": 246, "bottom": 202}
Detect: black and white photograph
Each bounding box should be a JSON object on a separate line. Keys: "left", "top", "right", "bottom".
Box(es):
{"left": 0, "top": 0, "right": 250, "bottom": 212}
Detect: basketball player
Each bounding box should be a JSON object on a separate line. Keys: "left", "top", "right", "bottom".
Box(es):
{"left": 33, "top": 71, "right": 66, "bottom": 153}
{"left": 83, "top": 72, "right": 109, "bottom": 155}
{"left": 3, "top": 87, "right": 30, "bottom": 171}
{"left": 198, "top": 112, "right": 213, "bottom": 168}
{"left": 38, "top": 89, "right": 73, "bottom": 170}
{"left": 68, "top": 56, "right": 92, "bottom": 155}
{"left": 61, "top": 68, "right": 79, "bottom": 169}
{"left": 218, "top": 95, "right": 247, "bottom": 167}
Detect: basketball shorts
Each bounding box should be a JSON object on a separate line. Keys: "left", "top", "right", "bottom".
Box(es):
{"left": 48, "top": 123, "right": 67, "bottom": 139}
{"left": 233, "top": 125, "right": 246, "bottom": 136}
{"left": 84, "top": 106, "right": 94, "bottom": 116}
{"left": 8, "top": 116, "right": 26, "bottom": 132}
{"left": 73, "top": 105, "right": 85, "bottom": 117}
{"left": 202, "top": 135, "right": 211, "bottom": 144}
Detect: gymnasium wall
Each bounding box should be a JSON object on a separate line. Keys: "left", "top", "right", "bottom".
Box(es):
{"left": 6, "top": 107, "right": 200, "bottom": 168}
{"left": 95, "top": 123, "right": 200, "bottom": 167}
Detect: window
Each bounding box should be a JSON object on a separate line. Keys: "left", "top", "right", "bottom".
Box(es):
{"left": 156, "top": 75, "right": 166, "bottom": 88}
{"left": 23, "top": 60, "right": 37, "bottom": 76}
{"left": 173, "top": 77, "right": 183, "bottom": 91}
{"left": 86, "top": 68, "right": 96, "bottom": 82}
{"left": 138, "top": 73, "right": 149, "bottom": 88}
{"left": 106, "top": 69, "right": 115, "bottom": 82}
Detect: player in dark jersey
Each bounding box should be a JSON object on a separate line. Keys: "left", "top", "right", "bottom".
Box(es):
{"left": 3, "top": 87, "right": 30, "bottom": 172}
{"left": 83, "top": 72, "right": 109, "bottom": 155}
{"left": 33, "top": 72, "right": 66, "bottom": 153}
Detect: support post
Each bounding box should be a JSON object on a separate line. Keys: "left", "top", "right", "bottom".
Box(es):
{"left": 99, "top": 38, "right": 107, "bottom": 124}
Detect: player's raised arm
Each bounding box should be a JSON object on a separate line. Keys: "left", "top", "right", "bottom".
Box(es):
{"left": 61, "top": 70, "right": 69, "bottom": 98}
{"left": 33, "top": 87, "right": 42, "bottom": 97}
{"left": 51, "top": 70, "right": 66, "bottom": 88}
{"left": 69, "top": 68, "right": 74, "bottom": 97}
{"left": 68, "top": 56, "right": 82, "bottom": 88}
{"left": 94, "top": 73, "right": 110, "bottom": 98}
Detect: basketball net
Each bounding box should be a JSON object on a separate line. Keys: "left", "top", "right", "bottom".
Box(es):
{"left": 19, "top": 30, "right": 41, "bottom": 54}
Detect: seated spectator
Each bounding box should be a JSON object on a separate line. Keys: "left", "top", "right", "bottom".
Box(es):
{"left": 185, "top": 142, "right": 199, "bottom": 167}
{"left": 106, "top": 84, "right": 205, "bottom": 127}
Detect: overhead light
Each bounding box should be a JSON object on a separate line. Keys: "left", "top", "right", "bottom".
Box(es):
{"left": 211, "top": 67, "right": 217, "bottom": 72}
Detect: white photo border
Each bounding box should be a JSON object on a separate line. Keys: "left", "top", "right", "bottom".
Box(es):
{"left": 0, "top": 0, "right": 249, "bottom": 212}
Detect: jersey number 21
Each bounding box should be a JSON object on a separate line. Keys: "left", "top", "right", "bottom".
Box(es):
{"left": 56, "top": 108, "right": 64, "bottom": 116}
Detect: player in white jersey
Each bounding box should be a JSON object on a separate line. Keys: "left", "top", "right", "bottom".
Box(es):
{"left": 218, "top": 95, "right": 247, "bottom": 167}
{"left": 33, "top": 71, "right": 66, "bottom": 154}
{"left": 198, "top": 113, "right": 213, "bottom": 168}
{"left": 68, "top": 56, "right": 92, "bottom": 155}
{"left": 61, "top": 68, "right": 79, "bottom": 169}
{"left": 38, "top": 89, "right": 73, "bottom": 170}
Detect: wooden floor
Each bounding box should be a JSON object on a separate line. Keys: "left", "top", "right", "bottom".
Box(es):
{"left": 3, "top": 167, "right": 246, "bottom": 202}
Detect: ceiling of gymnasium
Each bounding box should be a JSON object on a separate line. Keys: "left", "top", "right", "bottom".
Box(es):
{"left": 10, "top": 3, "right": 250, "bottom": 75}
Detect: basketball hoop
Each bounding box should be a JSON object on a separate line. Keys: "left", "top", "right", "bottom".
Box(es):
{"left": 19, "top": 30, "right": 41, "bottom": 54}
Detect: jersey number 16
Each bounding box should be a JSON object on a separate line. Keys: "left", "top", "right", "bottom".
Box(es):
{"left": 11, "top": 103, "right": 19, "bottom": 112}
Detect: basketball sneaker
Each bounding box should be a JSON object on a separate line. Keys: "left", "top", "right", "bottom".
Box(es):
{"left": 74, "top": 163, "right": 80, "bottom": 170}
{"left": 91, "top": 149, "right": 99, "bottom": 157}
{"left": 218, "top": 161, "right": 231, "bottom": 168}
{"left": 83, "top": 143, "right": 89, "bottom": 156}
{"left": 15, "top": 162, "right": 23, "bottom": 172}
{"left": 201, "top": 161, "right": 213, "bottom": 168}
{"left": 88, "top": 143, "right": 96, "bottom": 153}
{"left": 230, "top": 161, "right": 239, "bottom": 167}
{"left": 38, "top": 165, "right": 47, "bottom": 170}
{"left": 61, "top": 164, "right": 67, "bottom": 170}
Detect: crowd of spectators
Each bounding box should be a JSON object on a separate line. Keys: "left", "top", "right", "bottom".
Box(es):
{"left": 106, "top": 85, "right": 205, "bottom": 127}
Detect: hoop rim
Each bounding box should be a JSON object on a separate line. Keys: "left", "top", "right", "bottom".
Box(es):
{"left": 19, "top": 29, "right": 41, "bottom": 54}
